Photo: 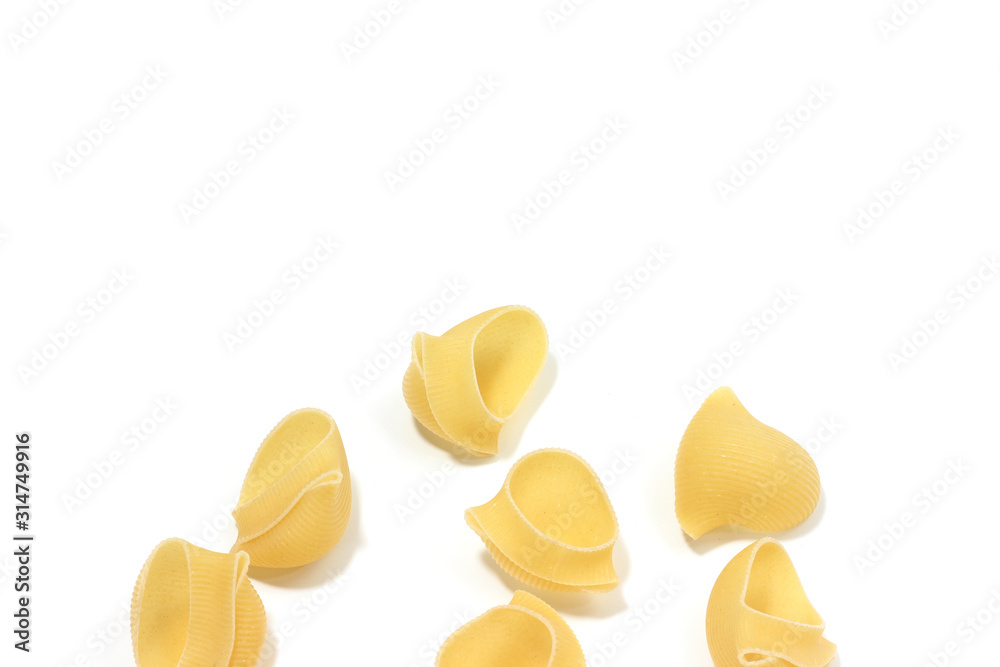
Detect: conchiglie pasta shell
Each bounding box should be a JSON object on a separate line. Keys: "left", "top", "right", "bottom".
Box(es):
{"left": 403, "top": 305, "right": 548, "bottom": 456}
{"left": 437, "top": 591, "right": 585, "bottom": 667}
{"left": 706, "top": 538, "right": 836, "bottom": 667}
{"left": 466, "top": 448, "right": 620, "bottom": 593}
{"left": 131, "top": 538, "right": 265, "bottom": 667}
{"left": 233, "top": 408, "right": 352, "bottom": 568}
{"left": 674, "top": 387, "right": 820, "bottom": 539}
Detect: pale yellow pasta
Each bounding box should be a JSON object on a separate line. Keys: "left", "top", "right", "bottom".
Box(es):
{"left": 437, "top": 591, "right": 585, "bottom": 667}
{"left": 403, "top": 305, "right": 548, "bottom": 456}
{"left": 674, "top": 387, "right": 820, "bottom": 539}
{"left": 232, "top": 408, "right": 351, "bottom": 568}
{"left": 131, "top": 538, "right": 265, "bottom": 667}
{"left": 707, "top": 538, "right": 836, "bottom": 667}
{"left": 466, "top": 448, "right": 619, "bottom": 593}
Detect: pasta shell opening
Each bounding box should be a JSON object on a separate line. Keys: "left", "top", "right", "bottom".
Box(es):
{"left": 466, "top": 448, "right": 620, "bottom": 592}
{"left": 403, "top": 305, "right": 548, "bottom": 456}
{"left": 508, "top": 450, "right": 617, "bottom": 548}
{"left": 706, "top": 539, "right": 836, "bottom": 667}
{"left": 744, "top": 541, "right": 823, "bottom": 626}
{"left": 473, "top": 308, "right": 548, "bottom": 419}
{"left": 436, "top": 591, "right": 585, "bottom": 667}
{"left": 131, "top": 539, "right": 266, "bottom": 667}
{"left": 674, "top": 387, "right": 821, "bottom": 539}
{"left": 233, "top": 408, "right": 352, "bottom": 568}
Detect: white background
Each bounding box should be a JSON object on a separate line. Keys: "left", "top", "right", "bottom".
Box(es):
{"left": 2, "top": 0, "right": 999, "bottom": 665}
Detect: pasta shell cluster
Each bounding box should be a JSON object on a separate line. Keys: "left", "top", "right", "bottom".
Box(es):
{"left": 403, "top": 305, "right": 548, "bottom": 456}
{"left": 707, "top": 538, "right": 836, "bottom": 667}
{"left": 233, "top": 408, "right": 352, "bottom": 568}
{"left": 131, "top": 408, "right": 352, "bottom": 666}
{"left": 674, "top": 387, "right": 820, "bottom": 539}
{"left": 437, "top": 591, "right": 585, "bottom": 667}
{"left": 466, "top": 448, "right": 620, "bottom": 593}
{"left": 131, "top": 538, "right": 266, "bottom": 667}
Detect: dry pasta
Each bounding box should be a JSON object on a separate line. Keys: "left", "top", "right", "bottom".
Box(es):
{"left": 674, "top": 387, "right": 820, "bottom": 539}
{"left": 466, "top": 448, "right": 619, "bottom": 593}
{"left": 403, "top": 305, "right": 548, "bottom": 456}
{"left": 437, "top": 591, "right": 585, "bottom": 667}
{"left": 232, "top": 408, "right": 352, "bottom": 568}
{"left": 130, "top": 538, "right": 265, "bottom": 667}
{"left": 706, "top": 538, "right": 836, "bottom": 667}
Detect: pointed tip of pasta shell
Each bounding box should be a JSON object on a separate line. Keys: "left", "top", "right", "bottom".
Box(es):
{"left": 233, "top": 408, "right": 352, "bottom": 568}
{"left": 466, "top": 448, "right": 620, "bottom": 593}
{"left": 706, "top": 538, "right": 837, "bottom": 667}
{"left": 403, "top": 305, "right": 548, "bottom": 457}
{"left": 675, "top": 387, "right": 820, "bottom": 539}
{"left": 436, "top": 591, "right": 585, "bottom": 667}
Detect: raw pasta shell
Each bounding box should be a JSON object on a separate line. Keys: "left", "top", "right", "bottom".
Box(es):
{"left": 437, "top": 591, "right": 585, "bottom": 667}
{"left": 674, "top": 387, "right": 820, "bottom": 539}
{"left": 403, "top": 305, "right": 548, "bottom": 456}
{"left": 466, "top": 448, "right": 620, "bottom": 593}
{"left": 233, "top": 408, "right": 352, "bottom": 568}
{"left": 131, "top": 538, "right": 266, "bottom": 667}
{"left": 706, "top": 538, "right": 836, "bottom": 667}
